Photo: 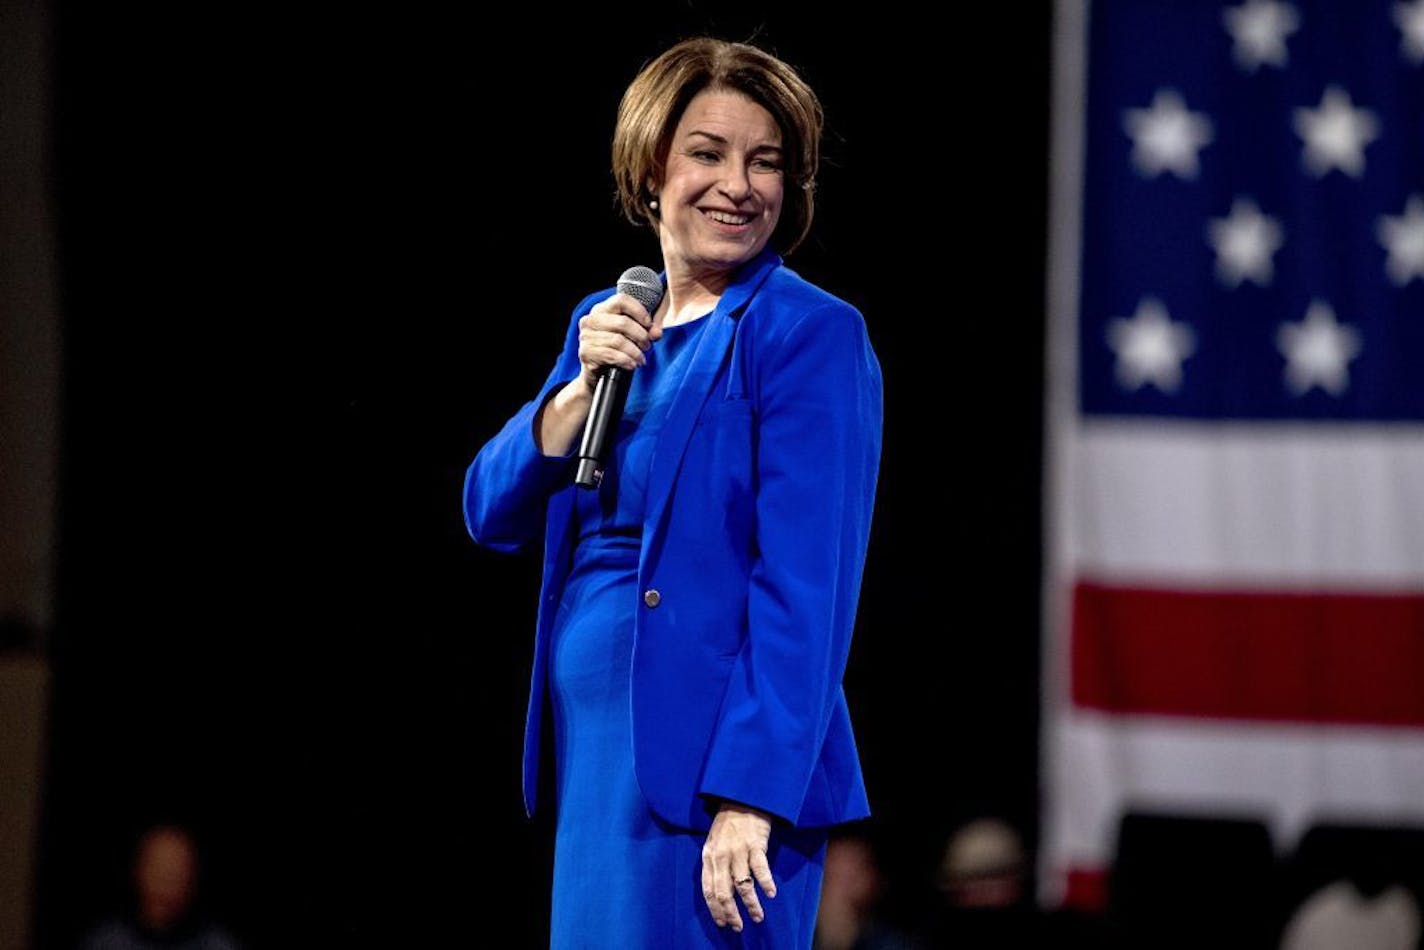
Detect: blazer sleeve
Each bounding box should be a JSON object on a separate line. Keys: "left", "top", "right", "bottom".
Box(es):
{"left": 461, "top": 292, "right": 601, "bottom": 553}
{"left": 697, "top": 300, "right": 883, "bottom": 824}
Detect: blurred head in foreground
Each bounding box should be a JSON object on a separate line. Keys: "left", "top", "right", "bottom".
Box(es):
{"left": 938, "top": 817, "right": 1028, "bottom": 908}
{"left": 132, "top": 824, "right": 200, "bottom": 932}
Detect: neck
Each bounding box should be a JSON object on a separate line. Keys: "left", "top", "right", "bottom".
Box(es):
{"left": 657, "top": 259, "right": 735, "bottom": 329}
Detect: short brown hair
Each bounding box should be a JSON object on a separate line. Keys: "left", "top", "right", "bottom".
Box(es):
{"left": 611, "top": 37, "right": 824, "bottom": 255}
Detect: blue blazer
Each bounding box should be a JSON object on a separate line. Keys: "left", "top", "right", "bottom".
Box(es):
{"left": 463, "top": 247, "right": 882, "bottom": 832}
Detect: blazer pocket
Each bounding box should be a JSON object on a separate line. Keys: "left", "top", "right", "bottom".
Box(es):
{"left": 674, "top": 397, "right": 756, "bottom": 541}
{"left": 693, "top": 395, "right": 753, "bottom": 429}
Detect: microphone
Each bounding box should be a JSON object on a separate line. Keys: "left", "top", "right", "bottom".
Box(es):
{"left": 574, "top": 265, "right": 665, "bottom": 489}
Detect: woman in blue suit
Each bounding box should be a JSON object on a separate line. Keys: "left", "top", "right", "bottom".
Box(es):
{"left": 463, "top": 36, "right": 882, "bottom": 948}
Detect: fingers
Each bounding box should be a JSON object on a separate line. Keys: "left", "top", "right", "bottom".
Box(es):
{"left": 606, "top": 289, "right": 655, "bottom": 329}
{"left": 701, "top": 830, "right": 777, "bottom": 931}
{"left": 578, "top": 326, "right": 646, "bottom": 374}
{"left": 732, "top": 847, "right": 777, "bottom": 927}
{"left": 702, "top": 855, "right": 775, "bottom": 932}
{"left": 734, "top": 865, "right": 764, "bottom": 926}
{"left": 750, "top": 848, "right": 777, "bottom": 901}
{"left": 577, "top": 292, "right": 657, "bottom": 380}
{"left": 702, "top": 847, "right": 743, "bottom": 932}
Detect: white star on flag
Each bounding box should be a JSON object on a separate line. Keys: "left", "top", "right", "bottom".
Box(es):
{"left": 1208, "top": 197, "right": 1285, "bottom": 287}
{"left": 1396, "top": 0, "right": 1424, "bottom": 64}
{"left": 1106, "top": 298, "right": 1196, "bottom": 393}
{"left": 1276, "top": 300, "right": 1362, "bottom": 396}
{"left": 1377, "top": 195, "right": 1424, "bottom": 285}
{"left": 1123, "top": 89, "right": 1214, "bottom": 180}
{"left": 1223, "top": 0, "right": 1299, "bottom": 71}
{"left": 1293, "top": 85, "right": 1380, "bottom": 178}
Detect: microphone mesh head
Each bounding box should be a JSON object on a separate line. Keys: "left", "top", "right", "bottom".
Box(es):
{"left": 617, "top": 265, "right": 665, "bottom": 316}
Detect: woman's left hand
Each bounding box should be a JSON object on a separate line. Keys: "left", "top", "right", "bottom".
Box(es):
{"left": 701, "top": 801, "right": 777, "bottom": 932}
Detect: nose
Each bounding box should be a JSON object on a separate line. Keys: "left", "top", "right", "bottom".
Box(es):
{"left": 718, "top": 159, "right": 753, "bottom": 203}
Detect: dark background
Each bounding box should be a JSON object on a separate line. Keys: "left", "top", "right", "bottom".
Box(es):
{"left": 36, "top": 3, "right": 1051, "bottom": 946}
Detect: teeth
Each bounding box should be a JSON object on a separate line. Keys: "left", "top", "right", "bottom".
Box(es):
{"left": 706, "top": 210, "right": 751, "bottom": 225}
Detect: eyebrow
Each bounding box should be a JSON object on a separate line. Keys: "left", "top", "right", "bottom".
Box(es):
{"left": 686, "top": 130, "right": 784, "bottom": 153}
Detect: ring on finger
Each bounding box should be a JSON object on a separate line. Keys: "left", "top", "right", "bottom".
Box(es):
{"left": 735, "top": 876, "right": 754, "bottom": 887}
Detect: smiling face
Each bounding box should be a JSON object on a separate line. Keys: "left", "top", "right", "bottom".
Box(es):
{"left": 652, "top": 87, "right": 785, "bottom": 285}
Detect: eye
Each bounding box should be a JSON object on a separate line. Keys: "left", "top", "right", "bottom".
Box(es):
{"left": 691, "top": 149, "right": 720, "bottom": 163}
{"left": 751, "top": 157, "right": 784, "bottom": 173}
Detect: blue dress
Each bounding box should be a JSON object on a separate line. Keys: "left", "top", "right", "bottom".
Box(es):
{"left": 547, "top": 316, "right": 828, "bottom": 949}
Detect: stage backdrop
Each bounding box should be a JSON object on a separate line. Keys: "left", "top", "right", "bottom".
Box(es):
{"left": 1042, "top": 0, "right": 1424, "bottom": 908}
{"left": 36, "top": 5, "right": 1051, "bottom": 946}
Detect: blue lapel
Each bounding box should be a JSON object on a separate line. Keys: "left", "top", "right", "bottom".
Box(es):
{"left": 639, "top": 248, "right": 781, "bottom": 572}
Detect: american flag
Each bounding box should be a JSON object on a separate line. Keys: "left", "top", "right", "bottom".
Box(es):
{"left": 1041, "top": 0, "right": 1424, "bottom": 908}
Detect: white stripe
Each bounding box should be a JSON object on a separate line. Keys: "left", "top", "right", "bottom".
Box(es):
{"left": 1069, "top": 419, "right": 1424, "bottom": 590}
{"left": 1044, "top": 711, "right": 1424, "bottom": 882}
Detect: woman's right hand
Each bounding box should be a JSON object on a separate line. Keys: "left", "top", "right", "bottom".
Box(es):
{"left": 534, "top": 291, "right": 663, "bottom": 458}
{"left": 575, "top": 291, "right": 662, "bottom": 393}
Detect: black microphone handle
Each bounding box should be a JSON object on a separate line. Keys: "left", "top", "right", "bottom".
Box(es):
{"left": 574, "top": 365, "right": 630, "bottom": 488}
{"left": 573, "top": 264, "right": 663, "bottom": 489}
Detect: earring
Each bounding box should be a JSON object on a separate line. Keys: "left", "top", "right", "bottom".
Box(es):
{"left": 649, "top": 198, "right": 659, "bottom": 210}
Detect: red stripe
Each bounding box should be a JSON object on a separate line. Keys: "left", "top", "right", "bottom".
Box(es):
{"left": 1061, "top": 867, "right": 1110, "bottom": 911}
{"left": 1071, "top": 581, "right": 1424, "bottom": 726}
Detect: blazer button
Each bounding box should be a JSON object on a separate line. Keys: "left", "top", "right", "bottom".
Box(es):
{"left": 643, "top": 588, "right": 661, "bottom": 608}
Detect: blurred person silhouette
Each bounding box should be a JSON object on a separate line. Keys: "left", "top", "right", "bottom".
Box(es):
{"left": 78, "top": 823, "right": 242, "bottom": 950}
{"left": 1273, "top": 824, "right": 1424, "bottom": 950}
{"left": 813, "top": 830, "right": 916, "bottom": 950}
{"left": 938, "top": 817, "right": 1026, "bottom": 909}
{"left": 1278, "top": 878, "right": 1421, "bottom": 950}
{"left": 917, "top": 816, "right": 1044, "bottom": 948}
